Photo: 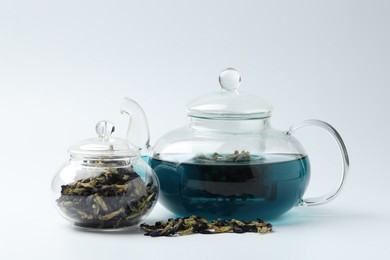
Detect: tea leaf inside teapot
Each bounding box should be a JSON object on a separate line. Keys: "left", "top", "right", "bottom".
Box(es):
{"left": 195, "top": 150, "right": 252, "bottom": 162}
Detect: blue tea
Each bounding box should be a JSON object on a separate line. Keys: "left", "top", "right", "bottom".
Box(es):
{"left": 151, "top": 153, "right": 310, "bottom": 220}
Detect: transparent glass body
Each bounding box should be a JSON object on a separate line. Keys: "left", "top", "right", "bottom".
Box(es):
{"left": 121, "top": 68, "right": 349, "bottom": 220}
{"left": 52, "top": 121, "right": 159, "bottom": 230}
{"left": 150, "top": 118, "right": 310, "bottom": 219}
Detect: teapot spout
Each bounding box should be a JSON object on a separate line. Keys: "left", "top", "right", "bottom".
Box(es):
{"left": 120, "top": 98, "right": 151, "bottom": 152}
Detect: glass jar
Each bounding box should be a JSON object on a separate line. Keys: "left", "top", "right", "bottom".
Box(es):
{"left": 52, "top": 121, "right": 159, "bottom": 230}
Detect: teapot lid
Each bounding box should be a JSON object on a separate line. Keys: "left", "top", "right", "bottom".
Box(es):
{"left": 186, "top": 68, "right": 273, "bottom": 119}
{"left": 68, "top": 120, "right": 140, "bottom": 158}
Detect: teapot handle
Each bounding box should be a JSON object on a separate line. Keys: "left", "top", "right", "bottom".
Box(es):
{"left": 120, "top": 98, "right": 151, "bottom": 151}
{"left": 286, "top": 119, "right": 349, "bottom": 206}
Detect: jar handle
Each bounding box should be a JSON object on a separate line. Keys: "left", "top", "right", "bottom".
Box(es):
{"left": 286, "top": 119, "right": 349, "bottom": 206}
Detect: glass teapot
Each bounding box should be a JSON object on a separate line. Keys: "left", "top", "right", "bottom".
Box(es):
{"left": 121, "top": 68, "right": 349, "bottom": 220}
{"left": 52, "top": 120, "right": 159, "bottom": 230}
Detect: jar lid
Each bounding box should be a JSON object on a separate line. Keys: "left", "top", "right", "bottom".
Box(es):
{"left": 68, "top": 120, "right": 140, "bottom": 158}
{"left": 186, "top": 68, "right": 273, "bottom": 119}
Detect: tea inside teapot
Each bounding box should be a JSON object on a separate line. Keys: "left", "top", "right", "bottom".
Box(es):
{"left": 151, "top": 152, "right": 309, "bottom": 219}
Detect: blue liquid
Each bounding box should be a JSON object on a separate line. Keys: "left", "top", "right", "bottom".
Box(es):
{"left": 151, "top": 154, "right": 310, "bottom": 220}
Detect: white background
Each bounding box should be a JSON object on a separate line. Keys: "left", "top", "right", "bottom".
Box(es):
{"left": 1, "top": 0, "right": 389, "bottom": 259}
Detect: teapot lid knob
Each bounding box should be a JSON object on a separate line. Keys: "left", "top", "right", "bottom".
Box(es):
{"left": 95, "top": 120, "right": 115, "bottom": 140}
{"left": 219, "top": 68, "right": 241, "bottom": 91}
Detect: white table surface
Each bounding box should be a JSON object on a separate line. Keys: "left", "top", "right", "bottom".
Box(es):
{"left": 1, "top": 160, "right": 389, "bottom": 260}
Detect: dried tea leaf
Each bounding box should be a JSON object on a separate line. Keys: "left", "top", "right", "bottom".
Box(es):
{"left": 195, "top": 150, "right": 252, "bottom": 162}
{"left": 57, "top": 167, "right": 157, "bottom": 229}
{"left": 140, "top": 216, "right": 272, "bottom": 237}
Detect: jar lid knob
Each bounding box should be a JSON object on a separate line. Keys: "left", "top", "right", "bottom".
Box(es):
{"left": 219, "top": 68, "right": 241, "bottom": 91}
{"left": 95, "top": 120, "right": 115, "bottom": 140}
